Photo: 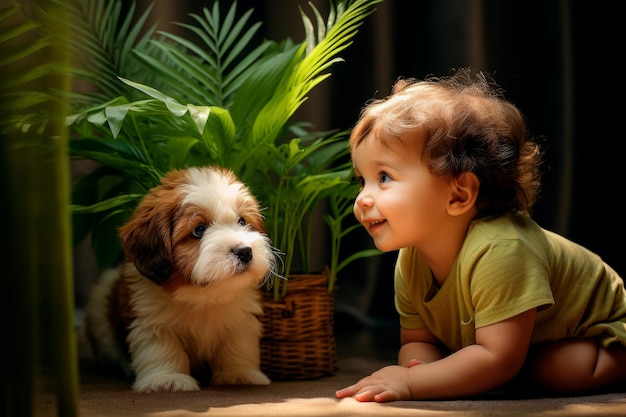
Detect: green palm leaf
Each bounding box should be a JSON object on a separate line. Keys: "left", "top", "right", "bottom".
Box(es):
{"left": 133, "top": 1, "right": 270, "bottom": 107}
{"left": 54, "top": 0, "right": 159, "bottom": 104}
{"left": 0, "top": 3, "right": 56, "bottom": 132}
{"left": 250, "top": 0, "right": 383, "bottom": 148}
{"left": 70, "top": 193, "right": 144, "bottom": 214}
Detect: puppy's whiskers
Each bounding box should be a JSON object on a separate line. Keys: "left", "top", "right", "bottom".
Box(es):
{"left": 261, "top": 245, "right": 285, "bottom": 288}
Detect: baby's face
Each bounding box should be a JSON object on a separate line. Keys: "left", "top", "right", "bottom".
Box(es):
{"left": 352, "top": 132, "right": 452, "bottom": 252}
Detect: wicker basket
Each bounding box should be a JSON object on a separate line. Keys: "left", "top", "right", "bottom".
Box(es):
{"left": 260, "top": 268, "right": 337, "bottom": 380}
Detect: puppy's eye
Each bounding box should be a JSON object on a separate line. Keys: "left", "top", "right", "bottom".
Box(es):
{"left": 192, "top": 224, "right": 207, "bottom": 238}
{"left": 238, "top": 217, "right": 246, "bottom": 227}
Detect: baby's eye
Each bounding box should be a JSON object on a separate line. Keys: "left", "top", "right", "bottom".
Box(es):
{"left": 380, "top": 172, "right": 391, "bottom": 183}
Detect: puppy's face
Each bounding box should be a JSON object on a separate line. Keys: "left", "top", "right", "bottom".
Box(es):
{"left": 119, "top": 166, "right": 275, "bottom": 301}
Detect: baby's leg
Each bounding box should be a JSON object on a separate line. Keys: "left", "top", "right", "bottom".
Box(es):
{"left": 528, "top": 339, "right": 626, "bottom": 393}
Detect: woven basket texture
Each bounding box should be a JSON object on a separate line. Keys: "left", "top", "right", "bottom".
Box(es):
{"left": 260, "top": 269, "right": 337, "bottom": 380}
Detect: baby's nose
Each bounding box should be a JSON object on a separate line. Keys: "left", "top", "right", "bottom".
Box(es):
{"left": 355, "top": 192, "right": 373, "bottom": 209}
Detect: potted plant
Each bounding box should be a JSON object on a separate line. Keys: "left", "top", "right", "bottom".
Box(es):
{"left": 66, "top": 0, "right": 382, "bottom": 379}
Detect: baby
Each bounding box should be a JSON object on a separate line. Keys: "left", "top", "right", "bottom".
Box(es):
{"left": 336, "top": 68, "right": 626, "bottom": 402}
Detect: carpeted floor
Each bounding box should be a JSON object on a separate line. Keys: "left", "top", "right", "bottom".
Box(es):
{"left": 36, "top": 312, "right": 626, "bottom": 417}
{"left": 55, "top": 357, "right": 626, "bottom": 417}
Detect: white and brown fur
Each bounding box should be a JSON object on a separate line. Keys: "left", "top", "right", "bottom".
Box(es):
{"left": 84, "top": 166, "right": 275, "bottom": 392}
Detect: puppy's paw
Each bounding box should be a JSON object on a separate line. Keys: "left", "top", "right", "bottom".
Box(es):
{"left": 133, "top": 373, "right": 200, "bottom": 393}
{"left": 211, "top": 368, "right": 271, "bottom": 385}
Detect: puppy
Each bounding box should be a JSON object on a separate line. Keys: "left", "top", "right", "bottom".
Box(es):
{"left": 84, "top": 166, "right": 275, "bottom": 392}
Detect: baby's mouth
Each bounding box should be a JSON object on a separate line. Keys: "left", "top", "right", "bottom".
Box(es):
{"left": 368, "top": 219, "right": 386, "bottom": 229}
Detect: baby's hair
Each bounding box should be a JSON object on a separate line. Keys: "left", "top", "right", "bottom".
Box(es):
{"left": 350, "top": 67, "right": 542, "bottom": 217}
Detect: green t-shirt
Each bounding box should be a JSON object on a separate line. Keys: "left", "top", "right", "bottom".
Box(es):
{"left": 395, "top": 212, "right": 626, "bottom": 351}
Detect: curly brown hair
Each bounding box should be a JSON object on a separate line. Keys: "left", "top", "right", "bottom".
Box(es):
{"left": 349, "top": 67, "right": 542, "bottom": 217}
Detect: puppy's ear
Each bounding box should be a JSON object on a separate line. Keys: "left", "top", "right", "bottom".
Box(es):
{"left": 239, "top": 189, "right": 266, "bottom": 234}
{"left": 247, "top": 211, "right": 266, "bottom": 234}
{"left": 119, "top": 178, "right": 182, "bottom": 284}
{"left": 222, "top": 167, "right": 267, "bottom": 234}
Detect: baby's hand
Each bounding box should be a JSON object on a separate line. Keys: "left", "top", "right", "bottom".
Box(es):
{"left": 335, "top": 365, "right": 413, "bottom": 403}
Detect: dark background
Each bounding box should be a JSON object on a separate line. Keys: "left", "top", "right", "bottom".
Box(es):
{"left": 76, "top": 0, "right": 625, "bottom": 327}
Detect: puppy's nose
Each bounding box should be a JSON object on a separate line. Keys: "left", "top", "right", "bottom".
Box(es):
{"left": 232, "top": 245, "right": 253, "bottom": 264}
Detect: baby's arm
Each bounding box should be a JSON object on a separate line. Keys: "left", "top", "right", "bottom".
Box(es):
{"left": 398, "top": 327, "right": 449, "bottom": 367}
{"left": 336, "top": 308, "right": 536, "bottom": 402}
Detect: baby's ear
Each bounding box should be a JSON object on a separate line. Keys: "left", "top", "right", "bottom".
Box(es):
{"left": 447, "top": 172, "right": 479, "bottom": 216}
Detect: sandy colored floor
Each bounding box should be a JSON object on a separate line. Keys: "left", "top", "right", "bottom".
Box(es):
{"left": 34, "top": 315, "right": 626, "bottom": 417}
